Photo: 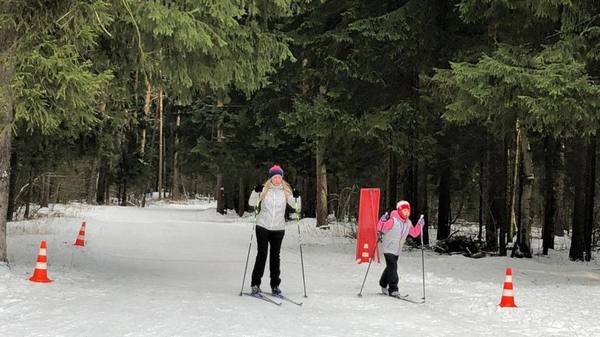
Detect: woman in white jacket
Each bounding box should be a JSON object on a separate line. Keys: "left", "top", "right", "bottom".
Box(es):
{"left": 248, "top": 165, "right": 300, "bottom": 295}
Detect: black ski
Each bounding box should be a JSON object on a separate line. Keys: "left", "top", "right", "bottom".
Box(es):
{"left": 242, "top": 292, "right": 282, "bottom": 306}
{"left": 378, "top": 292, "right": 424, "bottom": 304}
{"left": 388, "top": 294, "right": 425, "bottom": 304}
{"left": 265, "top": 292, "right": 303, "bottom": 306}
{"left": 378, "top": 292, "right": 408, "bottom": 298}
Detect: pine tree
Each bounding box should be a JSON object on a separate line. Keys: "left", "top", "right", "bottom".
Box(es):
{"left": 434, "top": 0, "right": 600, "bottom": 257}
{"left": 0, "top": 0, "right": 113, "bottom": 261}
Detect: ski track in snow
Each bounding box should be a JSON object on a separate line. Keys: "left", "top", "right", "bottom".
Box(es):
{"left": 1, "top": 202, "right": 599, "bottom": 337}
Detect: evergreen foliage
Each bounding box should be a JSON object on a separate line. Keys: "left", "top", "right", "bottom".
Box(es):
{"left": 1, "top": 0, "right": 599, "bottom": 261}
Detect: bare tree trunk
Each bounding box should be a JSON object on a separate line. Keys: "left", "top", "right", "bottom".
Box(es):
{"left": 158, "top": 86, "right": 164, "bottom": 199}
{"left": 584, "top": 136, "right": 596, "bottom": 261}
{"left": 97, "top": 164, "right": 107, "bottom": 205}
{"left": 193, "top": 177, "right": 198, "bottom": 197}
{"left": 437, "top": 166, "right": 451, "bottom": 240}
{"left": 316, "top": 141, "right": 328, "bottom": 227}
{"left": 163, "top": 130, "right": 168, "bottom": 199}
{"left": 542, "top": 137, "right": 556, "bottom": 255}
{"left": 403, "top": 150, "right": 422, "bottom": 228}
{"left": 486, "top": 136, "right": 504, "bottom": 252}
{"left": 517, "top": 125, "right": 534, "bottom": 258}
{"left": 479, "top": 158, "right": 484, "bottom": 242}
{"left": 40, "top": 174, "right": 49, "bottom": 208}
{"left": 570, "top": 138, "right": 586, "bottom": 261}
{"left": 141, "top": 185, "right": 147, "bottom": 208}
{"left": 0, "top": 104, "right": 11, "bottom": 262}
{"left": 55, "top": 181, "right": 62, "bottom": 204}
{"left": 238, "top": 177, "right": 245, "bottom": 217}
{"left": 24, "top": 167, "right": 32, "bottom": 219}
{"left": 172, "top": 113, "right": 181, "bottom": 199}
{"left": 7, "top": 150, "right": 17, "bottom": 221}
{"left": 120, "top": 179, "right": 128, "bottom": 206}
{"left": 116, "top": 182, "right": 121, "bottom": 205}
{"left": 104, "top": 176, "right": 109, "bottom": 204}
{"left": 500, "top": 135, "right": 511, "bottom": 256}
{"left": 485, "top": 164, "right": 500, "bottom": 251}
{"left": 216, "top": 174, "right": 225, "bottom": 214}
{"left": 488, "top": 137, "right": 508, "bottom": 254}
{"left": 0, "top": 44, "right": 15, "bottom": 259}
{"left": 421, "top": 168, "right": 429, "bottom": 245}
{"left": 386, "top": 150, "right": 398, "bottom": 211}
{"left": 87, "top": 159, "right": 98, "bottom": 205}
{"left": 554, "top": 142, "right": 567, "bottom": 238}
{"left": 216, "top": 99, "right": 225, "bottom": 215}
{"left": 303, "top": 175, "right": 316, "bottom": 218}
{"left": 141, "top": 81, "right": 152, "bottom": 155}
{"left": 509, "top": 120, "right": 521, "bottom": 243}
{"left": 225, "top": 177, "right": 236, "bottom": 212}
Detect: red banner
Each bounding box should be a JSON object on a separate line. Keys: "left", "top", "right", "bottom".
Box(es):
{"left": 356, "top": 188, "right": 380, "bottom": 264}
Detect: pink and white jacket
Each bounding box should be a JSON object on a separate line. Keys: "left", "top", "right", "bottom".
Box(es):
{"left": 377, "top": 210, "right": 423, "bottom": 255}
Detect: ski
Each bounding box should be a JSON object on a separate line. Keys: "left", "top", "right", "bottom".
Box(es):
{"left": 379, "top": 292, "right": 408, "bottom": 298}
{"left": 388, "top": 294, "right": 425, "bottom": 304}
{"left": 242, "top": 292, "right": 282, "bottom": 306}
{"left": 394, "top": 296, "right": 425, "bottom": 304}
{"left": 378, "top": 292, "right": 424, "bottom": 304}
{"left": 265, "top": 292, "right": 303, "bottom": 306}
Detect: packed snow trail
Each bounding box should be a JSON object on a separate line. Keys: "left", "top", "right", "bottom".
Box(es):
{"left": 1, "top": 202, "right": 600, "bottom": 337}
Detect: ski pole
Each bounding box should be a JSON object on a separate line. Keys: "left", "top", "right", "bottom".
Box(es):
{"left": 239, "top": 202, "right": 260, "bottom": 296}
{"left": 358, "top": 237, "right": 380, "bottom": 297}
{"left": 295, "top": 201, "right": 308, "bottom": 298}
{"left": 418, "top": 214, "right": 426, "bottom": 302}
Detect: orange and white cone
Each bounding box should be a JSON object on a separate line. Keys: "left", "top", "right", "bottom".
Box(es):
{"left": 360, "top": 243, "right": 370, "bottom": 263}
{"left": 74, "top": 221, "right": 86, "bottom": 247}
{"left": 498, "top": 267, "right": 517, "bottom": 307}
{"left": 29, "top": 240, "right": 53, "bottom": 283}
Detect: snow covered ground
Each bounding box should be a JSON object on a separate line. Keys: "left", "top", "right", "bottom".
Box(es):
{"left": 1, "top": 201, "right": 600, "bottom": 337}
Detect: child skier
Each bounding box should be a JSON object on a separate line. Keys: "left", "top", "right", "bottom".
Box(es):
{"left": 377, "top": 200, "right": 424, "bottom": 297}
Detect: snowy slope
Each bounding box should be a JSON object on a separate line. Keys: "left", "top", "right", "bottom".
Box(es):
{"left": 1, "top": 202, "right": 599, "bottom": 337}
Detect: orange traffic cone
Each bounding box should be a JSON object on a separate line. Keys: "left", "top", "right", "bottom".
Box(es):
{"left": 74, "top": 221, "right": 86, "bottom": 247}
{"left": 29, "top": 240, "right": 53, "bottom": 283}
{"left": 498, "top": 267, "right": 517, "bottom": 307}
{"left": 360, "top": 243, "right": 370, "bottom": 263}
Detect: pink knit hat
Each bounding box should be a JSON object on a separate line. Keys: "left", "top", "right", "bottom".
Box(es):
{"left": 268, "top": 165, "right": 284, "bottom": 178}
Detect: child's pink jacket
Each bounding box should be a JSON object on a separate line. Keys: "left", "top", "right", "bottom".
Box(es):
{"left": 377, "top": 210, "right": 422, "bottom": 238}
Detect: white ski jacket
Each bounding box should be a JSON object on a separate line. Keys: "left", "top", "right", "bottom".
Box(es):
{"left": 248, "top": 185, "right": 300, "bottom": 231}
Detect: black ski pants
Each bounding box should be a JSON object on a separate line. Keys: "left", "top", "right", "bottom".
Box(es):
{"left": 379, "top": 253, "right": 399, "bottom": 292}
{"left": 251, "top": 226, "right": 285, "bottom": 289}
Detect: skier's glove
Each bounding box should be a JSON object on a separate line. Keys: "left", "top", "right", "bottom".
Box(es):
{"left": 416, "top": 215, "right": 425, "bottom": 228}
{"left": 377, "top": 231, "right": 384, "bottom": 243}
{"left": 379, "top": 212, "right": 390, "bottom": 223}
{"left": 254, "top": 184, "right": 263, "bottom": 193}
